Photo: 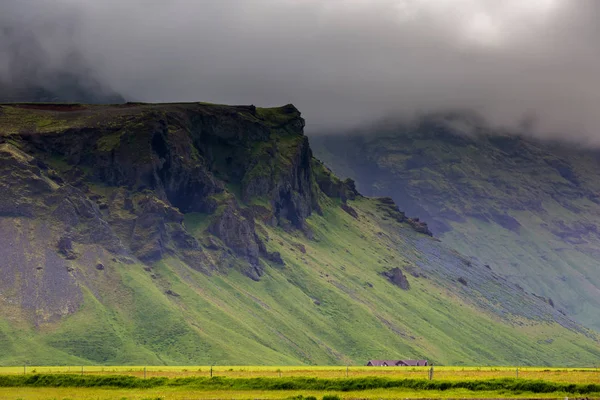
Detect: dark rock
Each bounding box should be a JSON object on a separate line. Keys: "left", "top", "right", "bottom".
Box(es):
{"left": 57, "top": 236, "right": 77, "bottom": 260}
{"left": 381, "top": 267, "right": 410, "bottom": 290}
{"left": 95, "top": 263, "right": 105, "bottom": 270}
{"left": 265, "top": 251, "right": 285, "bottom": 265}
{"left": 209, "top": 204, "right": 262, "bottom": 275}
{"left": 408, "top": 218, "right": 433, "bottom": 236}
{"left": 341, "top": 203, "right": 358, "bottom": 219}
{"left": 489, "top": 212, "right": 521, "bottom": 232}
{"left": 165, "top": 289, "right": 180, "bottom": 297}
{"left": 124, "top": 193, "right": 202, "bottom": 263}
{"left": 313, "top": 159, "right": 359, "bottom": 203}
{"left": 376, "top": 197, "right": 408, "bottom": 223}
{"left": 246, "top": 136, "right": 318, "bottom": 230}
{"left": 545, "top": 158, "right": 579, "bottom": 186}
{"left": 292, "top": 242, "right": 306, "bottom": 254}
{"left": 342, "top": 178, "right": 359, "bottom": 201}
{"left": 47, "top": 169, "right": 64, "bottom": 184}
{"left": 0, "top": 144, "right": 56, "bottom": 218}
{"left": 458, "top": 277, "right": 468, "bottom": 286}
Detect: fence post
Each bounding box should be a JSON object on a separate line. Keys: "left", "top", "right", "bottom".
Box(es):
{"left": 81, "top": 366, "right": 84, "bottom": 376}
{"left": 210, "top": 365, "right": 213, "bottom": 378}
{"left": 346, "top": 365, "right": 349, "bottom": 377}
{"left": 144, "top": 366, "right": 147, "bottom": 379}
{"left": 516, "top": 368, "right": 519, "bottom": 379}
{"left": 23, "top": 365, "right": 26, "bottom": 375}
{"left": 429, "top": 366, "right": 434, "bottom": 380}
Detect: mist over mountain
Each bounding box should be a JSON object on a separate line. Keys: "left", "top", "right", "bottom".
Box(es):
{"left": 0, "top": 2, "right": 123, "bottom": 104}
{"left": 2, "top": 0, "right": 600, "bottom": 139}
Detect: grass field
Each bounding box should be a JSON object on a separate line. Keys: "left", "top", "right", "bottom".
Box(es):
{"left": 0, "top": 367, "right": 599, "bottom": 399}
{"left": 1, "top": 366, "right": 599, "bottom": 383}
{"left": 0, "top": 386, "right": 588, "bottom": 400}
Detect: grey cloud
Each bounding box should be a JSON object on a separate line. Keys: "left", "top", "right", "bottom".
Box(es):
{"left": 2, "top": 0, "right": 600, "bottom": 140}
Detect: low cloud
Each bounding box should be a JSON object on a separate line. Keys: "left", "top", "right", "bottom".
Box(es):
{"left": 2, "top": 0, "right": 600, "bottom": 140}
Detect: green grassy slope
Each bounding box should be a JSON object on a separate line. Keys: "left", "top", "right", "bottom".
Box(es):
{"left": 311, "top": 116, "right": 600, "bottom": 332}
{"left": 2, "top": 197, "right": 599, "bottom": 366}
{"left": 0, "top": 104, "right": 598, "bottom": 366}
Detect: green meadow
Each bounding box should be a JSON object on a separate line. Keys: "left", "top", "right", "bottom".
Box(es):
{"left": 1, "top": 369, "right": 600, "bottom": 399}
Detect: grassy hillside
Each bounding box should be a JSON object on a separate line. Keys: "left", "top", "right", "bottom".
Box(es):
{"left": 0, "top": 104, "right": 598, "bottom": 366}
{"left": 312, "top": 114, "right": 600, "bottom": 332}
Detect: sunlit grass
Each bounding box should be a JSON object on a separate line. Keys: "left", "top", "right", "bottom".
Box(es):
{"left": 1, "top": 366, "right": 599, "bottom": 383}
{"left": 0, "top": 386, "right": 583, "bottom": 400}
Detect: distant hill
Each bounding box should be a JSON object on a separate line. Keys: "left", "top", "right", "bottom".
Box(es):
{"left": 312, "top": 114, "right": 600, "bottom": 332}
{"left": 0, "top": 103, "right": 598, "bottom": 366}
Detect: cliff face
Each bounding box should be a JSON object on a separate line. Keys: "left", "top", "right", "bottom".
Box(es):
{"left": 0, "top": 103, "right": 598, "bottom": 366}
{"left": 0, "top": 102, "right": 352, "bottom": 284}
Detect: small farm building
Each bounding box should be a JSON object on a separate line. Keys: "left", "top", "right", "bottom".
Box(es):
{"left": 366, "top": 360, "right": 428, "bottom": 366}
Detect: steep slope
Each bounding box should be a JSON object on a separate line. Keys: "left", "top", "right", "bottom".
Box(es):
{"left": 312, "top": 115, "right": 600, "bottom": 332}
{"left": 0, "top": 103, "right": 598, "bottom": 366}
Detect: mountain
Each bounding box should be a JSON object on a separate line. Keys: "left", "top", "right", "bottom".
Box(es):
{"left": 0, "top": 103, "right": 598, "bottom": 366}
{"left": 312, "top": 113, "right": 600, "bottom": 332}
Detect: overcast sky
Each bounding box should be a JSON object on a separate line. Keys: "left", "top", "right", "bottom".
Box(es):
{"left": 2, "top": 0, "right": 600, "bottom": 138}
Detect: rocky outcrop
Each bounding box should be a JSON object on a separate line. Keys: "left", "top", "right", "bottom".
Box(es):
{"left": 0, "top": 143, "right": 56, "bottom": 217}
{"left": 376, "top": 197, "right": 433, "bottom": 236}
{"left": 209, "top": 204, "right": 263, "bottom": 279}
{"left": 242, "top": 135, "right": 320, "bottom": 230}
{"left": 0, "top": 143, "right": 126, "bottom": 255}
{"left": 341, "top": 203, "right": 358, "bottom": 219}
{"left": 407, "top": 217, "right": 433, "bottom": 236}
{"left": 313, "top": 159, "right": 359, "bottom": 203}
{"left": 57, "top": 236, "right": 77, "bottom": 260}
{"left": 382, "top": 267, "right": 410, "bottom": 290}
{"left": 104, "top": 191, "right": 203, "bottom": 263}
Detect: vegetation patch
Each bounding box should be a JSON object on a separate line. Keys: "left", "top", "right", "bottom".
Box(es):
{"left": 0, "top": 375, "right": 599, "bottom": 395}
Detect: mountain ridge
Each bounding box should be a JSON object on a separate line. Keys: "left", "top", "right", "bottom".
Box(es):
{"left": 0, "top": 103, "right": 598, "bottom": 366}
{"left": 311, "top": 114, "right": 600, "bottom": 332}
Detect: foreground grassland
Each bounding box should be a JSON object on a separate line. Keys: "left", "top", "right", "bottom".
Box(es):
{"left": 1, "top": 366, "right": 600, "bottom": 383}
{"left": 1, "top": 368, "right": 600, "bottom": 399}
{"left": 1, "top": 370, "right": 600, "bottom": 400}
{"left": 0, "top": 387, "right": 591, "bottom": 400}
